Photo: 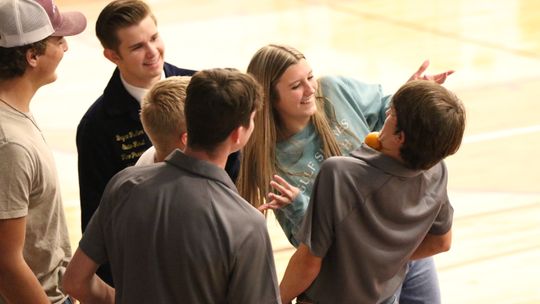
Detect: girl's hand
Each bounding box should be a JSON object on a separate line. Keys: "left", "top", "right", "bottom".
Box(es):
{"left": 258, "top": 175, "right": 300, "bottom": 211}
{"left": 408, "top": 60, "right": 454, "bottom": 84}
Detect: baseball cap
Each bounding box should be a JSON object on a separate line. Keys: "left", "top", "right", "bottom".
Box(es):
{"left": 0, "top": 0, "right": 87, "bottom": 48}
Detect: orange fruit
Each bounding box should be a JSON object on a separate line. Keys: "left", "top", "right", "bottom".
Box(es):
{"left": 364, "top": 131, "right": 381, "bottom": 150}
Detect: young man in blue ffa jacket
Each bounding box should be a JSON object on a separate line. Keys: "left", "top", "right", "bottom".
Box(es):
{"left": 75, "top": 0, "right": 240, "bottom": 285}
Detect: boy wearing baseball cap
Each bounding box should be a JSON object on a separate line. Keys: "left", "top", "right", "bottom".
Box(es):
{"left": 0, "top": 0, "right": 86, "bottom": 303}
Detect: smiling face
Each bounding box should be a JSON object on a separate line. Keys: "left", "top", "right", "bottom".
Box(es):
{"left": 272, "top": 59, "right": 317, "bottom": 136}
{"left": 105, "top": 15, "right": 164, "bottom": 88}
{"left": 35, "top": 36, "right": 68, "bottom": 86}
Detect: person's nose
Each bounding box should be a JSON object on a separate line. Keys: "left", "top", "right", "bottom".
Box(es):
{"left": 304, "top": 81, "right": 316, "bottom": 96}
{"left": 62, "top": 38, "right": 68, "bottom": 52}
{"left": 145, "top": 43, "right": 158, "bottom": 58}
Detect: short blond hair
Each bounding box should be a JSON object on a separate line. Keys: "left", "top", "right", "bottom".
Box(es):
{"left": 141, "top": 76, "right": 190, "bottom": 151}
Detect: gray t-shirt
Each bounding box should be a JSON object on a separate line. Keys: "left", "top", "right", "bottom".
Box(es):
{"left": 296, "top": 145, "right": 453, "bottom": 304}
{"left": 80, "top": 150, "right": 280, "bottom": 304}
{"left": 0, "top": 104, "right": 71, "bottom": 304}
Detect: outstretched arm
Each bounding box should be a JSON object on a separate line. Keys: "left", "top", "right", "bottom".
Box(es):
{"left": 410, "top": 229, "right": 452, "bottom": 260}
{"left": 408, "top": 60, "right": 454, "bottom": 84}
{"left": 0, "top": 217, "right": 49, "bottom": 303}
{"left": 62, "top": 248, "right": 115, "bottom": 303}
{"left": 280, "top": 244, "right": 322, "bottom": 304}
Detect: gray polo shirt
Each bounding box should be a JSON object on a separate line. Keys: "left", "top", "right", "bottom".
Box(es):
{"left": 80, "top": 150, "right": 280, "bottom": 304}
{"left": 296, "top": 144, "right": 453, "bottom": 304}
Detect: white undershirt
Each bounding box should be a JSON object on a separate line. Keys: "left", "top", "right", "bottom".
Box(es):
{"left": 120, "top": 71, "right": 166, "bottom": 104}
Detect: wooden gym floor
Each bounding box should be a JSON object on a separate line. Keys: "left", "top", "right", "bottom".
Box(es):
{"left": 37, "top": 0, "right": 540, "bottom": 302}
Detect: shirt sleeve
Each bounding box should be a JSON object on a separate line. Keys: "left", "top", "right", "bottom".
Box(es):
{"left": 429, "top": 194, "right": 454, "bottom": 235}
{"left": 428, "top": 162, "right": 454, "bottom": 235}
{"left": 0, "top": 143, "right": 32, "bottom": 219}
{"left": 295, "top": 157, "right": 352, "bottom": 257}
{"left": 227, "top": 216, "right": 280, "bottom": 304}
{"left": 320, "top": 76, "right": 392, "bottom": 133}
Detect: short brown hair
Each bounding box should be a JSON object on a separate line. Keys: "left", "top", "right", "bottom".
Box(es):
{"left": 393, "top": 80, "right": 466, "bottom": 170}
{"left": 0, "top": 38, "right": 48, "bottom": 79}
{"left": 95, "top": 0, "right": 156, "bottom": 51}
{"left": 185, "top": 68, "right": 263, "bottom": 152}
{"left": 140, "top": 76, "right": 190, "bottom": 151}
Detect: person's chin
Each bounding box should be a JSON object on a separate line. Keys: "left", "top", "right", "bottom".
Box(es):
{"left": 44, "top": 74, "right": 58, "bottom": 86}
{"left": 306, "top": 103, "right": 317, "bottom": 115}
{"left": 144, "top": 60, "right": 164, "bottom": 73}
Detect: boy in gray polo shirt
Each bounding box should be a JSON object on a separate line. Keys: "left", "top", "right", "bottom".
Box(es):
{"left": 280, "top": 80, "right": 466, "bottom": 304}
{"left": 63, "top": 68, "right": 281, "bottom": 304}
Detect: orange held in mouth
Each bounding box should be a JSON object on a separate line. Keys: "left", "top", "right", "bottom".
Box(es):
{"left": 364, "top": 131, "right": 381, "bottom": 151}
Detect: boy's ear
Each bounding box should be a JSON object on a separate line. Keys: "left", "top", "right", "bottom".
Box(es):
{"left": 396, "top": 130, "right": 405, "bottom": 146}
{"left": 26, "top": 48, "right": 39, "bottom": 68}
{"left": 180, "top": 132, "right": 188, "bottom": 146}
{"left": 103, "top": 48, "right": 121, "bottom": 64}
{"left": 229, "top": 126, "right": 242, "bottom": 145}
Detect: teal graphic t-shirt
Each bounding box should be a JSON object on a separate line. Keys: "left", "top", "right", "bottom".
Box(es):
{"left": 274, "top": 75, "right": 391, "bottom": 246}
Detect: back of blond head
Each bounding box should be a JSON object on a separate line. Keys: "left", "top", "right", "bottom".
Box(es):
{"left": 140, "top": 76, "right": 190, "bottom": 152}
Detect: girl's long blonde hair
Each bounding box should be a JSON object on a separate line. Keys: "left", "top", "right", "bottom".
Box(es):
{"left": 237, "top": 44, "right": 342, "bottom": 209}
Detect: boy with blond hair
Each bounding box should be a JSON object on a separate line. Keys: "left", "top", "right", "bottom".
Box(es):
{"left": 137, "top": 76, "right": 190, "bottom": 165}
